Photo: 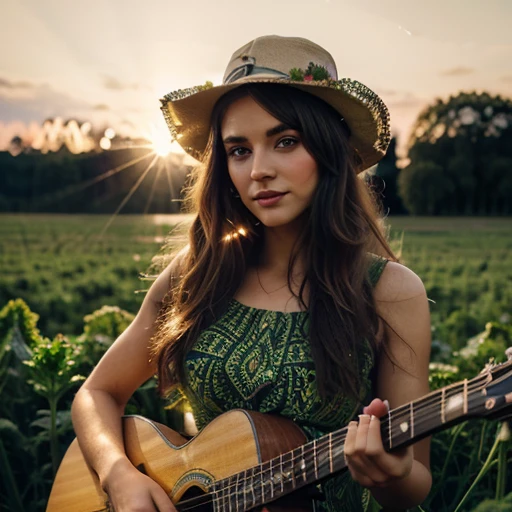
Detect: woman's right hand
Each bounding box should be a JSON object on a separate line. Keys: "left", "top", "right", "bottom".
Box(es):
{"left": 103, "top": 462, "right": 177, "bottom": 512}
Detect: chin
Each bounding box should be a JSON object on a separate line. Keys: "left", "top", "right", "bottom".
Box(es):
{"left": 256, "top": 212, "right": 305, "bottom": 229}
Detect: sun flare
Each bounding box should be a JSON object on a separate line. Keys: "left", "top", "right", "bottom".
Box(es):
{"left": 149, "top": 124, "right": 174, "bottom": 157}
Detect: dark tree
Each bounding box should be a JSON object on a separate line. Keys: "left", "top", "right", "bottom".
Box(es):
{"left": 401, "top": 91, "right": 512, "bottom": 215}
{"left": 370, "top": 137, "right": 406, "bottom": 215}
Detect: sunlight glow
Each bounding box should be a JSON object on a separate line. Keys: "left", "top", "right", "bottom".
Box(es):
{"left": 99, "top": 137, "right": 111, "bottom": 150}
{"left": 223, "top": 227, "right": 248, "bottom": 242}
{"left": 149, "top": 124, "right": 173, "bottom": 157}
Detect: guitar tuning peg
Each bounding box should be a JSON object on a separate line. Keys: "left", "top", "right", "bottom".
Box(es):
{"left": 506, "top": 347, "right": 512, "bottom": 362}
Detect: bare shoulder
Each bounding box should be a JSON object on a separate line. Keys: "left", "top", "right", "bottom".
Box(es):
{"left": 373, "top": 260, "right": 427, "bottom": 304}
{"left": 372, "top": 261, "right": 430, "bottom": 356}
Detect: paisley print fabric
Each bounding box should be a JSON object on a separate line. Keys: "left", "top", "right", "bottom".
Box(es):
{"left": 178, "top": 255, "right": 389, "bottom": 511}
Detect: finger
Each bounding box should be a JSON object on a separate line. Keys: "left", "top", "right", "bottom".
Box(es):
{"left": 366, "top": 416, "right": 412, "bottom": 479}
{"left": 346, "top": 452, "right": 389, "bottom": 485}
{"left": 344, "top": 420, "right": 358, "bottom": 458}
{"left": 353, "top": 414, "right": 371, "bottom": 454}
{"left": 151, "top": 488, "right": 176, "bottom": 512}
{"left": 346, "top": 456, "right": 390, "bottom": 489}
{"left": 363, "top": 398, "right": 388, "bottom": 418}
{"left": 365, "top": 414, "right": 386, "bottom": 457}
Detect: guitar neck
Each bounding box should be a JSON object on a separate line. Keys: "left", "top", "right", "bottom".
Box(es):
{"left": 207, "top": 374, "right": 490, "bottom": 511}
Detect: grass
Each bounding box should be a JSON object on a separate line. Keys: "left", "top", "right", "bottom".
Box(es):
{"left": 1, "top": 214, "right": 511, "bottom": 346}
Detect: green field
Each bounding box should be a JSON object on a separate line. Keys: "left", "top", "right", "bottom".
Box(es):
{"left": 1, "top": 214, "right": 512, "bottom": 349}
{"left": 2, "top": 213, "right": 512, "bottom": 511}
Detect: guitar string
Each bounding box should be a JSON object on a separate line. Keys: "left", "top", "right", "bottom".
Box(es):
{"left": 176, "top": 363, "right": 500, "bottom": 510}
{"left": 172, "top": 377, "right": 488, "bottom": 511}
{"left": 177, "top": 363, "right": 508, "bottom": 510}
{"left": 176, "top": 379, "right": 488, "bottom": 512}
{"left": 175, "top": 377, "right": 489, "bottom": 511}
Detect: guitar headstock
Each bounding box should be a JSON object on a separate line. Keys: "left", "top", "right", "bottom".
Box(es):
{"left": 472, "top": 347, "right": 512, "bottom": 421}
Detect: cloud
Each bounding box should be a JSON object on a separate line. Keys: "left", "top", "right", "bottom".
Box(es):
{"left": 0, "top": 77, "right": 34, "bottom": 89}
{"left": 102, "top": 74, "right": 141, "bottom": 91}
{"left": 378, "top": 89, "right": 398, "bottom": 97}
{"left": 93, "top": 104, "right": 110, "bottom": 111}
{"left": 439, "top": 67, "right": 474, "bottom": 77}
{"left": 500, "top": 75, "right": 512, "bottom": 83}
{"left": 385, "top": 92, "right": 425, "bottom": 109}
{"left": 0, "top": 83, "right": 93, "bottom": 123}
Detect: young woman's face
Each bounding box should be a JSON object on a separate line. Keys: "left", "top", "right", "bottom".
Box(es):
{"left": 221, "top": 96, "right": 319, "bottom": 229}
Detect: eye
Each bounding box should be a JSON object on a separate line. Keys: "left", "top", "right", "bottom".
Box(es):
{"left": 227, "top": 146, "right": 250, "bottom": 159}
{"left": 276, "top": 137, "right": 299, "bottom": 148}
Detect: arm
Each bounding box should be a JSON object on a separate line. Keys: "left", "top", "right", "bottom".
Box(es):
{"left": 71, "top": 253, "right": 185, "bottom": 512}
{"left": 344, "top": 262, "right": 432, "bottom": 510}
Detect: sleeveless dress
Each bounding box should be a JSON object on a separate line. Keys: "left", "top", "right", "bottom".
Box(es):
{"left": 174, "top": 255, "right": 388, "bottom": 511}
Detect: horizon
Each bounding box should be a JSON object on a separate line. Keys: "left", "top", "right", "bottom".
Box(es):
{"left": 1, "top": 0, "right": 512, "bottom": 158}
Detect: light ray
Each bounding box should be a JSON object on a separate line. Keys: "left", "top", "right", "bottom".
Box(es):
{"left": 98, "top": 153, "right": 160, "bottom": 238}
{"left": 165, "top": 162, "right": 177, "bottom": 210}
{"left": 143, "top": 162, "right": 163, "bottom": 214}
{"left": 36, "top": 151, "right": 154, "bottom": 206}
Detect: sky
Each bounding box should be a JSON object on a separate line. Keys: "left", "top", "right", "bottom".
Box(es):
{"left": 1, "top": 0, "right": 512, "bottom": 155}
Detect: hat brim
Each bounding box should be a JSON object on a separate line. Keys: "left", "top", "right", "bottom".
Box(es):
{"left": 160, "top": 77, "right": 390, "bottom": 172}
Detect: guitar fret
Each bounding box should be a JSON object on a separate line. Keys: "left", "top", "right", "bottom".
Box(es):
{"left": 235, "top": 471, "right": 240, "bottom": 512}
{"left": 388, "top": 409, "right": 393, "bottom": 449}
{"left": 328, "top": 433, "right": 333, "bottom": 473}
{"left": 410, "top": 401, "right": 414, "bottom": 439}
{"left": 243, "top": 469, "right": 247, "bottom": 511}
{"left": 260, "top": 462, "right": 265, "bottom": 504}
{"left": 464, "top": 379, "right": 468, "bottom": 415}
{"left": 228, "top": 476, "right": 233, "bottom": 511}
{"left": 301, "top": 445, "right": 307, "bottom": 482}
{"left": 279, "top": 453, "right": 284, "bottom": 493}
{"left": 269, "top": 457, "right": 275, "bottom": 499}
{"left": 313, "top": 439, "right": 318, "bottom": 479}
{"left": 221, "top": 478, "right": 227, "bottom": 511}
{"left": 441, "top": 387, "right": 446, "bottom": 423}
{"left": 251, "top": 466, "right": 256, "bottom": 508}
{"left": 212, "top": 485, "right": 219, "bottom": 512}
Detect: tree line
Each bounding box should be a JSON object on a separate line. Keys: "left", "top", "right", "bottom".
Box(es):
{"left": 1, "top": 91, "right": 511, "bottom": 215}
{"left": 371, "top": 91, "right": 512, "bottom": 215}
{"left": 0, "top": 147, "right": 189, "bottom": 214}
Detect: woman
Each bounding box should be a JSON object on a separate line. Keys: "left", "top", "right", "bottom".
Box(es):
{"left": 71, "top": 35, "right": 432, "bottom": 511}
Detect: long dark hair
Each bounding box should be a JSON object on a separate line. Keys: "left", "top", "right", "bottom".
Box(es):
{"left": 152, "top": 83, "right": 397, "bottom": 401}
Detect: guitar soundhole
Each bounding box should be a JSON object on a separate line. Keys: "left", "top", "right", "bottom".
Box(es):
{"left": 176, "top": 486, "right": 213, "bottom": 512}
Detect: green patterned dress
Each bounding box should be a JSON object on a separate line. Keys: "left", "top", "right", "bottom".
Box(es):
{"left": 178, "top": 256, "right": 388, "bottom": 511}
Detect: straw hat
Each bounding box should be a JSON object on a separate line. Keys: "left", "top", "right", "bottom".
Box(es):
{"left": 160, "top": 35, "right": 390, "bottom": 172}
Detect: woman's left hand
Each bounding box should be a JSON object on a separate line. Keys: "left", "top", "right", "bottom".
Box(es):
{"left": 343, "top": 398, "right": 414, "bottom": 489}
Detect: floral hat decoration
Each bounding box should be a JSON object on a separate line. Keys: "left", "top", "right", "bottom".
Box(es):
{"left": 160, "top": 35, "right": 390, "bottom": 172}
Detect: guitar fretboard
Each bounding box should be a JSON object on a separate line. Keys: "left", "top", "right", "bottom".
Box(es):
{"left": 208, "top": 373, "right": 489, "bottom": 511}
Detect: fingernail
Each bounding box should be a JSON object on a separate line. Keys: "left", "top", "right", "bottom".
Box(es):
{"left": 358, "top": 414, "right": 370, "bottom": 421}
{"left": 371, "top": 415, "right": 378, "bottom": 421}
{"left": 383, "top": 400, "right": 390, "bottom": 411}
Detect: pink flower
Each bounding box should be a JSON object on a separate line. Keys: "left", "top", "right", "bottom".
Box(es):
{"left": 304, "top": 74, "right": 313, "bottom": 81}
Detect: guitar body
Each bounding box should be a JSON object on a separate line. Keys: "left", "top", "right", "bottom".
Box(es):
{"left": 47, "top": 352, "right": 512, "bottom": 511}
{"left": 47, "top": 409, "right": 311, "bottom": 512}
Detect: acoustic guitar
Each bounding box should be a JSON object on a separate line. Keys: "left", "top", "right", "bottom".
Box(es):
{"left": 47, "top": 352, "right": 512, "bottom": 511}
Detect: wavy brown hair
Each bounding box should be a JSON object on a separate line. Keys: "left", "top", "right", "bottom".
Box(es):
{"left": 152, "top": 83, "right": 398, "bottom": 401}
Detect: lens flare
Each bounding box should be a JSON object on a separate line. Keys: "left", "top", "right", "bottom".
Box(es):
{"left": 149, "top": 124, "right": 173, "bottom": 157}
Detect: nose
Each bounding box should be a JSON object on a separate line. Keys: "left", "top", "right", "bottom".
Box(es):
{"left": 250, "top": 149, "right": 276, "bottom": 181}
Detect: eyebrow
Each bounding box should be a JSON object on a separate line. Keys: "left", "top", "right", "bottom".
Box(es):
{"left": 222, "top": 123, "right": 294, "bottom": 145}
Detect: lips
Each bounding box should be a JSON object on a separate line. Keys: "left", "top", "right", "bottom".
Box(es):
{"left": 253, "top": 190, "right": 286, "bottom": 200}
{"left": 254, "top": 191, "right": 287, "bottom": 207}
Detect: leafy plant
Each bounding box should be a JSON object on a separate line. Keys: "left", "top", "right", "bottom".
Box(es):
{"left": 24, "top": 334, "right": 85, "bottom": 476}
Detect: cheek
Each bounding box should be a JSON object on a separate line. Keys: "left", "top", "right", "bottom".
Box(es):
{"left": 290, "top": 154, "right": 318, "bottom": 189}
